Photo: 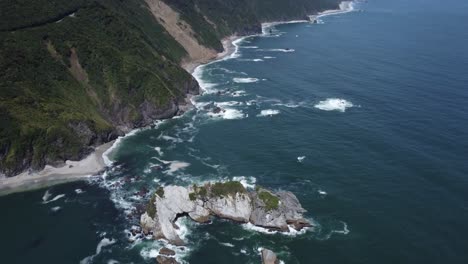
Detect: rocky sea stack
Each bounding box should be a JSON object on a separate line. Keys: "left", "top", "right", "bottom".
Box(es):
{"left": 140, "top": 181, "right": 311, "bottom": 245}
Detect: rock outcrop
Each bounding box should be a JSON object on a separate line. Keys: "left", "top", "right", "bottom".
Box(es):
{"left": 140, "top": 181, "right": 311, "bottom": 245}
{"left": 261, "top": 249, "right": 280, "bottom": 264}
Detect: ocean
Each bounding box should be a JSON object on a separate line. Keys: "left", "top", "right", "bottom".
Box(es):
{"left": 1, "top": 0, "right": 468, "bottom": 263}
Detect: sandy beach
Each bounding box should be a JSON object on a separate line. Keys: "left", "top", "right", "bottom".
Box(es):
{"left": 0, "top": 141, "right": 114, "bottom": 196}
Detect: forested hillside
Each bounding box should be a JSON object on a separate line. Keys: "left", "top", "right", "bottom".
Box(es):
{"left": 0, "top": 0, "right": 341, "bottom": 177}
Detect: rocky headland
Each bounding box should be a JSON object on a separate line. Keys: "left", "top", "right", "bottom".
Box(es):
{"left": 140, "top": 181, "right": 311, "bottom": 246}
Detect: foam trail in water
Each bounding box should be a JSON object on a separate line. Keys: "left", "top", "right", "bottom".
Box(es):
{"left": 80, "top": 238, "right": 116, "bottom": 264}
{"left": 314, "top": 98, "right": 354, "bottom": 112}
{"left": 233, "top": 77, "right": 259, "bottom": 83}
{"left": 42, "top": 194, "right": 66, "bottom": 204}
{"left": 257, "top": 109, "right": 280, "bottom": 117}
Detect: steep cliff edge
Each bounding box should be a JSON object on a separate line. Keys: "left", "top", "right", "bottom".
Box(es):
{"left": 0, "top": 0, "right": 341, "bottom": 177}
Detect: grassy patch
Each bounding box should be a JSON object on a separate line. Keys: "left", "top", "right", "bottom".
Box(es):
{"left": 211, "top": 181, "right": 246, "bottom": 198}
{"left": 258, "top": 191, "right": 279, "bottom": 211}
{"left": 189, "top": 192, "right": 196, "bottom": 201}
{"left": 147, "top": 193, "right": 157, "bottom": 218}
{"left": 156, "top": 187, "right": 165, "bottom": 198}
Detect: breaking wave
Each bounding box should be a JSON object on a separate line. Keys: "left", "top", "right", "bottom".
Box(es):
{"left": 314, "top": 98, "right": 354, "bottom": 112}
{"left": 233, "top": 77, "right": 259, "bottom": 83}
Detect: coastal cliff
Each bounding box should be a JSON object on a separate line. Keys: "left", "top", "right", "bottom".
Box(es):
{"left": 0, "top": 0, "right": 341, "bottom": 177}
{"left": 140, "top": 181, "right": 311, "bottom": 246}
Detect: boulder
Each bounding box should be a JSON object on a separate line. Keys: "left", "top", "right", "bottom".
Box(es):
{"left": 159, "top": 247, "right": 176, "bottom": 256}
{"left": 261, "top": 249, "right": 279, "bottom": 264}
{"left": 156, "top": 255, "right": 179, "bottom": 264}
{"left": 250, "top": 189, "right": 308, "bottom": 232}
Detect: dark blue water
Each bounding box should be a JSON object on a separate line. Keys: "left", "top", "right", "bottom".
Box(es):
{"left": 1, "top": 0, "right": 468, "bottom": 263}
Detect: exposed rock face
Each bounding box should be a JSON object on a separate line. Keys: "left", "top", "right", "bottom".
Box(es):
{"left": 159, "top": 247, "right": 176, "bottom": 256}
{"left": 140, "top": 182, "right": 310, "bottom": 245}
{"left": 205, "top": 192, "right": 252, "bottom": 222}
{"left": 261, "top": 249, "right": 280, "bottom": 264}
{"left": 156, "top": 255, "right": 179, "bottom": 264}
{"left": 250, "top": 190, "right": 311, "bottom": 232}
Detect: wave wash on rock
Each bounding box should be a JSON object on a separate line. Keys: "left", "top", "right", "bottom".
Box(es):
{"left": 140, "top": 181, "right": 311, "bottom": 245}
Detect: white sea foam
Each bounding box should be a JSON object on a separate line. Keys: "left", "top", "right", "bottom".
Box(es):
{"left": 160, "top": 135, "right": 183, "bottom": 143}
{"left": 42, "top": 194, "right": 66, "bottom": 204}
{"left": 229, "top": 90, "right": 247, "bottom": 97}
{"left": 272, "top": 102, "right": 301, "bottom": 108}
{"left": 297, "top": 156, "right": 306, "bottom": 163}
{"left": 239, "top": 58, "right": 264, "bottom": 62}
{"left": 258, "top": 48, "right": 295, "bottom": 53}
{"left": 318, "top": 190, "right": 327, "bottom": 195}
{"left": 103, "top": 128, "right": 143, "bottom": 166}
{"left": 80, "top": 238, "right": 116, "bottom": 264}
{"left": 262, "top": 20, "right": 308, "bottom": 35}
{"left": 242, "top": 46, "right": 258, "bottom": 49}
{"left": 257, "top": 109, "right": 280, "bottom": 117}
{"left": 51, "top": 206, "right": 61, "bottom": 212}
{"left": 42, "top": 190, "right": 52, "bottom": 202}
{"left": 263, "top": 56, "right": 276, "bottom": 59}
{"left": 242, "top": 222, "right": 310, "bottom": 236}
{"left": 318, "top": 1, "right": 355, "bottom": 19}
{"left": 216, "top": 101, "right": 244, "bottom": 107}
{"left": 314, "top": 98, "right": 354, "bottom": 112}
{"left": 233, "top": 77, "right": 259, "bottom": 83}
{"left": 154, "top": 147, "right": 164, "bottom": 156}
{"left": 164, "top": 161, "right": 191, "bottom": 175}
{"left": 220, "top": 242, "right": 235, "bottom": 248}
{"left": 107, "top": 260, "right": 119, "bottom": 264}
{"left": 207, "top": 108, "right": 245, "bottom": 120}
{"left": 232, "top": 176, "right": 257, "bottom": 189}
{"left": 75, "top": 188, "right": 84, "bottom": 194}
{"left": 332, "top": 221, "right": 350, "bottom": 235}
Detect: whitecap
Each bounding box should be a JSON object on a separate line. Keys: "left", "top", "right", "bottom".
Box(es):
{"left": 42, "top": 194, "right": 66, "bottom": 204}
{"left": 258, "top": 48, "right": 295, "bottom": 53}
{"left": 51, "top": 206, "right": 61, "bottom": 212}
{"left": 257, "top": 109, "right": 280, "bottom": 117}
{"left": 314, "top": 98, "right": 354, "bottom": 112}
{"left": 233, "top": 77, "right": 259, "bottom": 83}
{"left": 207, "top": 108, "right": 245, "bottom": 120}
{"left": 232, "top": 176, "right": 257, "bottom": 189}
{"left": 318, "top": 190, "right": 327, "bottom": 195}
{"left": 154, "top": 147, "right": 164, "bottom": 156}
{"left": 160, "top": 135, "right": 183, "bottom": 143}
{"left": 297, "top": 156, "right": 306, "bottom": 163}
{"left": 263, "top": 56, "right": 276, "bottom": 59}
{"left": 80, "top": 238, "right": 116, "bottom": 264}
{"left": 75, "top": 189, "right": 84, "bottom": 194}
{"left": 42, "top": 190, "right": 52, "bottom": 202}
{"left": 219, "top": 242, "right": 235, "bottom": 248}
{"left": 242, "top": 222, "right": 310, "bottom": 236}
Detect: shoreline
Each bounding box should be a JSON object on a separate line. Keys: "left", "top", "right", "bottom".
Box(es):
{"left": 0, "top": 1, "right": 354, "bottom": 196}
{"left": 0, "top": 141, "right": 114, "bottom": 196}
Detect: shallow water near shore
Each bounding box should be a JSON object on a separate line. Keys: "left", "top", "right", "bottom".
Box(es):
{"left": 2, "top": 0, "right": 468, "bottom": 263}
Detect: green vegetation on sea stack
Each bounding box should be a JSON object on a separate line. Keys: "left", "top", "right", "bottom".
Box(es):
{"left": 258, "top": 191, "right": 280, "bottom": 211}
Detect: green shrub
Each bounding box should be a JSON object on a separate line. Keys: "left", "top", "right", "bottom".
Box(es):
{"left": 156, "top": 187, "right": 165, "bottom": 198}
{"left": 258, "top": 191, "right": 279, "bottom": 211}
{"left": 189, "top": 192, "right": 196, "bottom": 201}
{"left": 211, "top": 181, "right": 246, "bottom": 197}
{"left": 146, "top": 194, "right": 157, "bottom": 218}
